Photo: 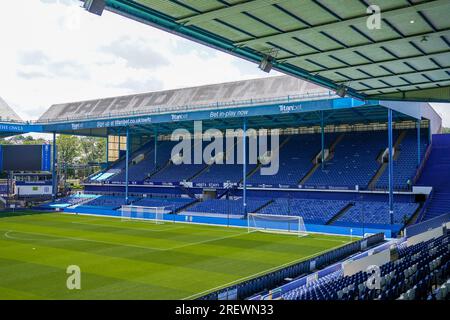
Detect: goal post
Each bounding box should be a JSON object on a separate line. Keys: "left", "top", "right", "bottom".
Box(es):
{"left": 247, "top": 213, "right": 307, "bottom": 237}
{"left": 120, "top": 205, "right": 165, "bottom": 224}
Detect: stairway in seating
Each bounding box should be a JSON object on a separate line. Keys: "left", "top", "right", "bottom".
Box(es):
{"left": 326, "top": 202, "right": 353, "bottom": 225}
{"left": 367, "top": 130, "right": 407, "bottom": 189}
{"left": 146, "top": 159, "right": 172, "bottom": 179}
{"left": 416, "top": 134, "right": 450, "bottom": 221}
{"left": 299, "top": 133, "right": 344, "bottom": 185}
{"left": 240, "top": 135, "right": 292, "bottom": 183}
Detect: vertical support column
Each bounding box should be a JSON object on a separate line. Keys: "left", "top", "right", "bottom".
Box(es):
{"left": 154, "top": 126, "right": 158, "bottom": 166}
{"left": 125, "top": 127, "right": 130, "bottom": 205}
{"left": 428, "top": 120, "right": 432, "bottom": 145}
{"left": 417, "top": 119, "right": 421, "bottom": 167}
{"left": 106, "top": 134, "right": 109, "bottom": 167}
{"left": 321, "top": 111, "right": 325, "bottom": 170}
{"left": 242, "top": 118, "right": 247, "bottom": 216}
{"left": 52, "top": 132, "right": 57, "bottom": 201}
{"left": 388, "top": 109, "right": 394, "bottom": 225}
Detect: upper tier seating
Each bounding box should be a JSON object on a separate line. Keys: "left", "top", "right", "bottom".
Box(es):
{"left": 248, "top": 134, "right": 326, "bottom": 185}
{"left": 306, "top": 131, "right": 386, "bottom": 189}
{"left": 88, "top": 129, "right": 426, "bottom": 191}
{"left": 376, "top": 130, "right": 428, "bottom": 190}
{"left": 107, "top": 141, "right": 176, "bottom": 183}
{"left": 192, "top": 139, "right": 257, "bottom": 185}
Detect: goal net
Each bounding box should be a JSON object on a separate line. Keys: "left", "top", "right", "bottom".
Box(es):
{"left": 120, "top": 205, "right": 165, "bottom": 224}
{"left": 247, "top": 213, "right": 307, "bottom": 237}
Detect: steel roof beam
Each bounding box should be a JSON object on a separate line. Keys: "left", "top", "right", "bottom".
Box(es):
{"left": 281, "top": 28, "right": 450, "bottom": 64}
{"left": 335, "top": 66, "right": 450, "bottom": 84}
{"left": 236, "top": 0, "right": 448, "bottom": 46}
{"left": 177, "top": 0, "right": 289, "bottom": 25}
{"left": 360, "top": 78, "right": 450, "bottom": 93}
{"left": 309, "top": 50, "right": 450, "bottom": 76}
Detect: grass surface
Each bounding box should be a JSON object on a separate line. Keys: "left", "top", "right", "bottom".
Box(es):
{"left": 0, "top": 211, "right": 351, "bottom": 300}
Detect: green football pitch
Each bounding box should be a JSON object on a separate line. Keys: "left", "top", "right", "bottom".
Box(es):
{"left": 0, "top": 212, "right": 352, "bottom": 300}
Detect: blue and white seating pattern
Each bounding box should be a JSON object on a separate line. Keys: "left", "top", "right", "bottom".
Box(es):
{"left": 258, "top": 198, "right": 349, "bottom": 224}
{"left": 187, "top": 198, "right": 271, "bottom": 216}
{"left": 281, "top": 234, "right": 449, "bottom": 300}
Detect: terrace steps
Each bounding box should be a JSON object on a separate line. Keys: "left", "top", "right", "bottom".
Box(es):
{"left": 326, "top": 202, "right": 353, "bottom": 225}
{"left": 368, "top": 130, "right": 408, "bottom": 190}
{"left": 173, "top": 198, "right": 199, "bottom": 214}
{"left": 241, "top": 135, "right": 292, "bottom": 183}
{"left": 253, "top": 199, "right": 274, "bottom": 213}
{"left": 146, "top": 159, "right": 172, "bottom": 180}
{"left": 368, "top": 162, "right": 387, "bottom": 190}
{"left": 298, "top": 133, "right": 344, "bottom": 185}
{"left": 188, "top": 164, "right": 212, "bottom": 181}
{"left": 393, "top": 130, "right": 408, "bottom": 161}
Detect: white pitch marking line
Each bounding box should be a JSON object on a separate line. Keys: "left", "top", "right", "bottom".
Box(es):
{"left": 182, "top": 240, "right": 351, "bottom": 300}
{"left": 69, "top": 221, "right": 186, "bottom": 232}
{"left": 2, "top": 229, "right": 165, "bottom": 251}
{"left": 164, "top": 231, "right": 248, "bottom": 251}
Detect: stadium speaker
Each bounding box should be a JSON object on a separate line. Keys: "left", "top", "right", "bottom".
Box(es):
{"left": 259, "top": 55, "right": 273, "bottom": 73}
{"left": 84, "top": 0, "right": 105, "bottom": 16}
{"left": 335, "top": 85, "right": 347, "bottom": 98}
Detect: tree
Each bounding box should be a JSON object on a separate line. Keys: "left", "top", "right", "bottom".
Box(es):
{"left": 56, "top": 135, "right": 80, "bottom": 165}
{"left": 443, "top": 127, "right": 450, "bottom": 134}
{"left": 79, "top": 137, "right": 106, "bottom": 164}
{"left": 0, "top": 135, "right": 47, "bottom": 145}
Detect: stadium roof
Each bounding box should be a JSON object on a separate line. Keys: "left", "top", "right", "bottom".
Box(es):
{"left": 99, "top": 0, "right": 450, "bottom": 102}
{"left": 38, "top": 76, "right": 330, "bottom": 122}
{"left": 0, "top": 97, "right": 22, "bottom": 122}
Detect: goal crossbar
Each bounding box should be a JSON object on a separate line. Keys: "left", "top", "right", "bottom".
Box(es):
{"left": 120, "top": 205, "right": 165, "bottom": 224}
{"left": 247, "top": 213, "right": 307, "bottom": 237}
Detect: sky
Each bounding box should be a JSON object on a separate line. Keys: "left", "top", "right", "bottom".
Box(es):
{"left": 0, "top": 0, "right": 449, "bottom": 127}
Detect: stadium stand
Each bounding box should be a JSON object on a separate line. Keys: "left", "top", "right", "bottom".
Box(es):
{"left": 258, "top": 198, "right": 349, "bottom": 224}
{"left": 77, "top": 195, "right": 142, "bottom": 210}
{"left": 334, "top": 201, "right": 419, "bottom": 227}
{"left": 87, "top": 129, "right": 426, "bottom": 192}
{"left": 281, "top": 234, "right": 449, "bottom": 300}
{"left": 132, "top": 197, "right": 195, "bottom": 213}
{"left": 417, "top": 134, "right": 450, "bottom": 221}
{"left": 186, "top": 198, "right": 271, "bottom": 216}
{"left": 304, "top": 131, "right": 386, "bottom": 189}
{"left": 376, "top": 130, "right": 429, "bottom": 190}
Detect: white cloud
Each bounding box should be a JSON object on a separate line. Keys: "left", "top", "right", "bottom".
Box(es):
{"left": 0, "top": 0, "right": 274, "bottom": 120}
{"left": 0, "top": 0, "right": 448, "bottom": 130}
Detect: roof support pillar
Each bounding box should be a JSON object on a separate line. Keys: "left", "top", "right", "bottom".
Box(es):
{"left": 106, "top": 134, "right": 109, "bottom": 167}
{"left": 125, "top": 126, "right": 130, "bottom": 205}
{"left": 417, "top": 119, "right": 421, "bottom": 167}
{"left": 388, "top": 109, "right": 394, "bottom": 226}
{"left": 242, "top": 118, "right": 247, "bottom": 216}
{"left": 52, "top": 132, "right": 57, "bottom": 201}
{"left": 321, "top": 111, "right": 325, "bottom": 170}
{"left": 154, "top": 126, "right": 158, "bottom": 166}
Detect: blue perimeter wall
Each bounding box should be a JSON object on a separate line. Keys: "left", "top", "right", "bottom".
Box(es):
{"left": 62, "top": 207, "right": 393, "bottom": 238}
